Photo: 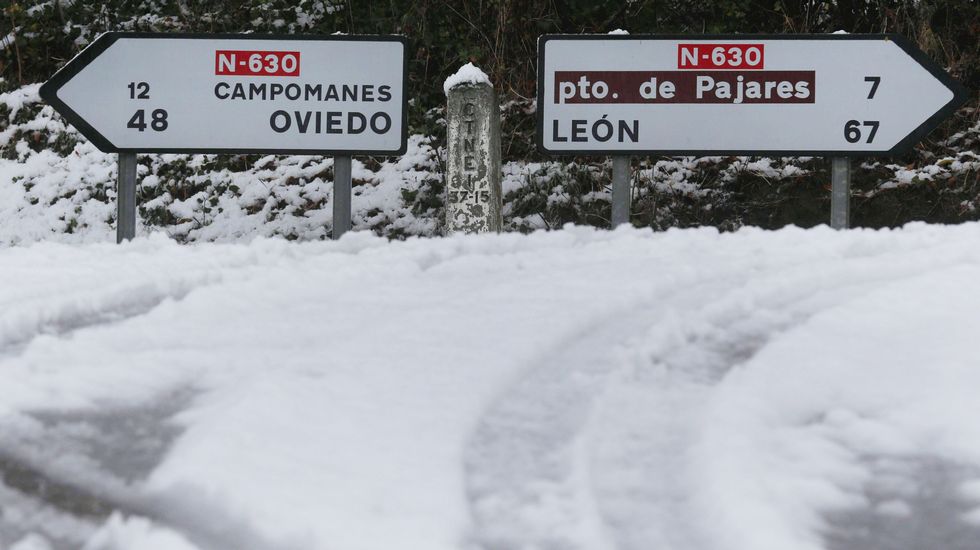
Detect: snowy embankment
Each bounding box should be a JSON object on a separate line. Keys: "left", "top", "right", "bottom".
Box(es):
{"left": 3, "top": 224, "right": 980, "bottom": 550}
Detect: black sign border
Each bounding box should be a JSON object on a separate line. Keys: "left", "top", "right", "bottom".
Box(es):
{"left": 40, "top": 32, "right": 410, "bottom": 156}
{"left": 536, "top": 33, "right": 970, "bottom": 157}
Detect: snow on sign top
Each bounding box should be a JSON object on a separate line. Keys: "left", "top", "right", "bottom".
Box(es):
{"left": 443, "top": 63, "right": 492, "bottom": 95}
{"left": 536, "top": 33, "right": 968, "bottom": 156}
{"left": 39, "top": 32, "right": 409, "bottom": 155}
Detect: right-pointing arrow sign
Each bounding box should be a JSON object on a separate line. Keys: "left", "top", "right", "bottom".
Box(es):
{"left": 537, "top": 34, "right": 969, "bottom": 156}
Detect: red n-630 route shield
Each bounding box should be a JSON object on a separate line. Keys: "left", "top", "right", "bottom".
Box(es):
{"left": 537, "top": 34, "right": 968, "bottom": 156}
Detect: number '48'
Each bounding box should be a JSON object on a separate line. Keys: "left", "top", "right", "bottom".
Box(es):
{"left": 128, "top": 109, "right": 169, "bottom": 132}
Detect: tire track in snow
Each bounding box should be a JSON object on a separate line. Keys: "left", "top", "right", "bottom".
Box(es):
{"left": 588, "top": 300, "right": 798, "bottom": 550}
{"left": 592, "top": 267, "right": 980, "bottom": 550}
{"left": 463, "top": 312, "right": 641, "bottom": 550}
{"left": 1, "top": 453, "right": 109, "bottom": 548}
{"left": 0, "top": 455, "right": 305, "bottom": 550}
{"left": 0, "top": 393, "right": 305, "bottom": 550}
{"left": 462, "top": 274, "right": 736, "bottom": 550}
{"left": 0, "top": 247, "right": 326, "bottom": 548}
{"left": 823, "top": 456, "right": 980, "bottom": 550}
{"left": 0, "top": 279, "right": 210, "bottom": 360}
{"left": 464, "top": 239, "right": 980, "bottom": 550}
{"left": 586, "top": 269, "right": 928, "bottom": 550}
{"left": 0, "top": 242, "right": 294, "bottom": 360}
{"left": 461, "top": 284, "right": 772, "bottom": 550}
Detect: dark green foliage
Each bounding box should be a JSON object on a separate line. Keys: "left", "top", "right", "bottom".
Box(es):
{"left": 5, "top": 1, "right": 976, "bottom": 116}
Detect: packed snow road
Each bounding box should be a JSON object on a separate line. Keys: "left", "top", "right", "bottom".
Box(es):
{"left": 2, "top": 224, "right": 980, "bottom": 550}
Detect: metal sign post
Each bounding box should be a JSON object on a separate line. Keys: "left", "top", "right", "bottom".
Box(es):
{"left": 40, "top": 32, "right": 408, "bottom": 242}
{"left": 536, "top": 34, "right": 967, "bottom": 228}
{"left": 332, "top": 155, "right": 352, "bottom": 239}
{"left": 830, "top": 157, "right": 851, "bottom": 229}
{"left": 116, "top": 152, "right": 137, "bottom": 242}
{"left": 611, "top": 155, "right": 631, "bottom": 227}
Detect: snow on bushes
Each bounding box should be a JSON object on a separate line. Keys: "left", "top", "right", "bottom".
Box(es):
{"left": 1, "top": 81, "right": 977, "bottom": 245}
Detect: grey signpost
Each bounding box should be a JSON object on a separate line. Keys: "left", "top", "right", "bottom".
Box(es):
{"left": 116, "top": 152, "right": 138, "bottom": 242}
{"left": 332, "top": 155, "right": 353, "bottom": 239}
{"left": 39, "top": 32, "right": 408, "bottom": 243}
{"left": 537, "top": 34, "right": 967, "bottom": 229}
{"left": 610, "top": 155, "right": 631, "bottom": 227}
{"left": 830, "top": 157, "right": 851, "bottom": 229}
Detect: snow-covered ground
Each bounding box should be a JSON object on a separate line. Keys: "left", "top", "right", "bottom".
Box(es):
{"left": 2, "top": 223, "right": 980, "bottom": 550}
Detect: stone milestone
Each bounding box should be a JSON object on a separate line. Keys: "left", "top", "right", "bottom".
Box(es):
{"left": 445, "top": 69, "right": 503, "bottom": 234}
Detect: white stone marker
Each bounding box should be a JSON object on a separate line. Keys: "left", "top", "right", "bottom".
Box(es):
{"left": 444, "top": 63, "right": 503, "bottom": 233}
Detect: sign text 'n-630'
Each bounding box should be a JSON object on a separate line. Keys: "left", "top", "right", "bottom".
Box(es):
{"left": 40, "top": 33, "right": 408, "bottom": 155}
{"left": 537, "top": 34, "right": 968, "bottom": 156}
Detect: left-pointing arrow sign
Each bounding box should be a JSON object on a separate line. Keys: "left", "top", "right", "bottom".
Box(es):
{"left": 40, "top": 32, "right": 408, "bottom": 155}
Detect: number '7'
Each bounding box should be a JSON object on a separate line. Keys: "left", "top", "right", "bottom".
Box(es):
{"left": 865, "top": 76, "right": 881, "bottom": 99}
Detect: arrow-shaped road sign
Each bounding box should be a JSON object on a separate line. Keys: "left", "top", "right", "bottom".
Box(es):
{"left": 537, "top": 34, "right": 969, "bottom": 156}
{"left": 40, "top": 32, "right": 408, "bottom": 155}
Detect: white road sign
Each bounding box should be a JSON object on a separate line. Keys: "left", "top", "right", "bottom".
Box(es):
{"left": 40, "top": 33, "right": 408, "bottom": 154}
{"left": 537, "top": 34, "right": 967, "bottom": 156}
